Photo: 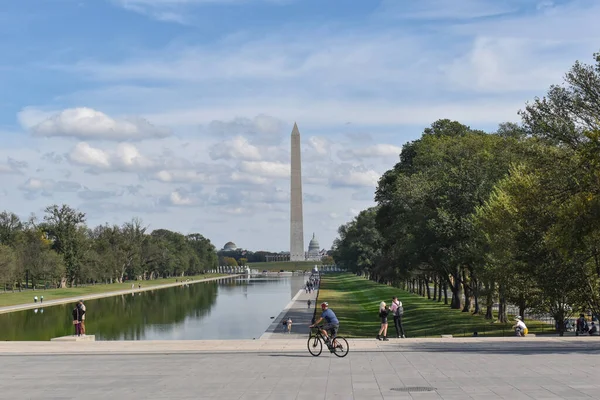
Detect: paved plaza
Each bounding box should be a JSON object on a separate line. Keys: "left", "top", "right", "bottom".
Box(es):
{"left": 1, "top": 338, "right": 599, "bottom": 399}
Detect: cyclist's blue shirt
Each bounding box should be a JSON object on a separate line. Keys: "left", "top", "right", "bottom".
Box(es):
{"left": 322, "top": 309, "right": 339, "bottom": 324}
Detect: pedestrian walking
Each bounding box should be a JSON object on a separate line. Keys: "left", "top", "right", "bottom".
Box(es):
{"left": 287, "top": 317, "right": 293, "bottom": 333}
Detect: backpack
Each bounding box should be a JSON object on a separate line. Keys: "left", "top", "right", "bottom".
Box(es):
{"left": 395, "top": 305, "right": 404, "bottom": 317}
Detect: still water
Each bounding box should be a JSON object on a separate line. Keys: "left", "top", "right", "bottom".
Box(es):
{"left": 0, "top": 276, "right": 307, "bottom": 341}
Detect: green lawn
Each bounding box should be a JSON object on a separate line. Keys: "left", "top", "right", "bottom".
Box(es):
{"left": 0, "top": 273, "right": 224, "bottom": 308}
{"left": 247, "top": 261, "right": 322, "bottom": 271}
{"left": 318, "top": 274, "right": 554, "bottom": 338}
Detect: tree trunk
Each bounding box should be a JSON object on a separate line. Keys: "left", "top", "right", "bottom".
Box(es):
{"left": 484, "top": 281, "right": 494, "bottom": 320}
{"left": 498, "top": 284, "right": 508, "bottom": 323}
{"left": 449, "top": 272, "right": 462, "bottom": 309}
{"left": 472, "top": 277, "right": 480, "bottom": 315}
{"left": 518, "top": 297, "right": 526, "bottom": 320}
{"left": 461, "top": 269, "right": 471, "bottom": 312}
{"left": 433, "top": 278, "right": 438, "bottom": 301}
{"left": 443, "top": 281, "right": 448, "bottom": 305}
{"left": 425, "top": 277, "right": 431, "bottom": 299}
{"left": 438, "top": 277, "right": 443, "bottom": 302}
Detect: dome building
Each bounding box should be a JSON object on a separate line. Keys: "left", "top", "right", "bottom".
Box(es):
{"left": 222, "top": 241, "right": 237, "bottom": 251}
{"left": 306, "top": 233, "right": 321, "bottom": 261}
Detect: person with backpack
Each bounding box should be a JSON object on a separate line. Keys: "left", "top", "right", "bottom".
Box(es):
{"left": 390, "top": 296, "right": 406, "bottom": 338}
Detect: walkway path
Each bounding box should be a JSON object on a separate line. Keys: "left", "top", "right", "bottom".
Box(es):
{"left": 1, "top": 338, "right": 599, "bottom": 399}
{"left": 261, "top": 285, "right": 319, "bottom": 339}
{"left": 0, "top": 275, "right": 236, "bottom": 315}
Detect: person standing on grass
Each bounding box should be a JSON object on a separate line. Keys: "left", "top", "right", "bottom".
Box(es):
{"left": 390, "top": 297, "right": 406, "bottom": 338}
{"left": 377, "top": 302, "right": 390, "bottom": 341}
{"left": 79, "top": 300, "right": 86, "bottom": 336}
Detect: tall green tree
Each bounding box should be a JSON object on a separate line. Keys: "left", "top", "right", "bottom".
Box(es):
{"left": 42, "top": 204, "right": 86, "bottom": 286}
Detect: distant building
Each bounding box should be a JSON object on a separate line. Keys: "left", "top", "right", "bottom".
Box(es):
{"left": 222, "top": 241, "right": 237, "bottom": 251}
{"left": 306, "top": 233, "right": 321, "bottom": 261}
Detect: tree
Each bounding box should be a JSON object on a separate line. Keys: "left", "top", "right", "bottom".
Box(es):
{"left": 0, "top": 211, "right": 23, "bottom": 246}
{"left": 331, "top": 208, "right": 382, "bottom": 278}
{"left": 42, "top": 204, "right": 86, "bottom": 286}
{"left": 0, "top": 244, "right": 17, "bottom": 291}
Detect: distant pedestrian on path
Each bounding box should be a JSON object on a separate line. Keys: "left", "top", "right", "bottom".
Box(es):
{"left": 79, "top": 300, "right": 86, "bottom": 336}
{"left": 390, "top": 297, "right": 406, "bottom": 338}
{"left": 307, "top": 299, "right": 312, "bottom": 308}
{"left": 377, "top": 301, "right": 389, "bottom": 341}
{"left": 287, "top": 317, "right": 292, "bottom": 333}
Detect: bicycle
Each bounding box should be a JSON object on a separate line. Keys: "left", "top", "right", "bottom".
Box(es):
{"left": 307, "top": 326, "right": 349, "bottom": 357}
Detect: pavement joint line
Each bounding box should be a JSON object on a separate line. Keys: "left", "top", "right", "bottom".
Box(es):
{"left": 0, "top": 274, "right": 238, "bottom": 314}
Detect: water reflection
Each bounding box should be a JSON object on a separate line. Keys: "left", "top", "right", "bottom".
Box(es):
{"left": 0, "top": 276, "right": 305, "bottom": 341}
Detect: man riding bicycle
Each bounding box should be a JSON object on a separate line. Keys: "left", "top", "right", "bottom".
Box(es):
{"left": 310, "top": 302, "right": 339, "bottom": 343}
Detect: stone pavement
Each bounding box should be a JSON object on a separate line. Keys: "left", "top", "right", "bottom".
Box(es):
{"left": 1, "top": 338, "right": 599, "bottom": 399}
{"left": 0, "top": 275, "right": 236, "bottom": 315}
{"left": 261, "top": 286, "right": 319, "bottom": 339}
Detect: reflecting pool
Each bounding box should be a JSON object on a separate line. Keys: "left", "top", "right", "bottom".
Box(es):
{"left": 0, "top": 275, "right": 307, "bottom": 341}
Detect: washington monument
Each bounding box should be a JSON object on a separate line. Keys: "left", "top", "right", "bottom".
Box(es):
{"left": 290, "top": 122, "right": 305, "bottom": 261}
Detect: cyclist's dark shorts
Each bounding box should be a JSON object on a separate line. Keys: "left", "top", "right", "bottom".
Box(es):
{"left": 323, "top": 323, "right": 339, "bottom": 337}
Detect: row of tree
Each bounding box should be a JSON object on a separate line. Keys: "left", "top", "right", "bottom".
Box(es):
{"left": 0, "top": 205, "right": 218, "bottom": 290}
{"left": 332, "top": 51, "right": 600, "bottom": 332}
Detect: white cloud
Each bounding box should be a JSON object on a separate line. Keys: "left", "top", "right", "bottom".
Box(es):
{"left": 169, "top": 190, "right": 197, "bottom": 206}
{"left": 443, "top": 37, "right": 575, "bottom": 93}
{"left": 338, "top": 144, "right": 402, "bottom": 160}
{"left": 22, "top": 107, "right": 170, "bottom": 140}
{"left": 69, "top": 143, "right": 112, "bottom": 169}
{"left": 208, "top": 115, "right": 286, "bottom": 145}
{"left": 306, "top": 136, "right": 330, "bottom": 157}
{"left": 153, "top": 169, "right": 217, "bottom": 184}
{"left": 229, "top": 172, "right": 269, "bottom": 185}
{"left": 209, "top": 136, "right": 262, "bottom": 161}
{"left": 239, "top": 160, "right": 289, "bottom": 179}
{"left": 113, "top": 0, "right": 291, "bottom": 23}
{"left": 68, "top": 142, "right": 155, "bottom": 172}
{"left": 19, "top": 178, "right": 82, "bottom": 195}
{"left": 375, "top": 0, "right": 519, "bottom": 20}
{"left": 329, "top": 165, "right": 380, "bottom": 188}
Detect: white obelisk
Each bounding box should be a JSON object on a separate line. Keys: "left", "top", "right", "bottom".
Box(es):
{"left": 290, "top": 122, "right": 305, "bottom": 261}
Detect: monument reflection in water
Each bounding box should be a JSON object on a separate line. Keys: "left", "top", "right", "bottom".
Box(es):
{"left": 0, "top": 276, "right": 304, "bottom": 341}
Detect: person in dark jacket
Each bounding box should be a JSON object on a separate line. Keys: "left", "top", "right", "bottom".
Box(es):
{"left": 377, "top": 302, "right": 390, "bottom": 341}
{"left": 72, "top": 303, "right": 85, "bottom": 336}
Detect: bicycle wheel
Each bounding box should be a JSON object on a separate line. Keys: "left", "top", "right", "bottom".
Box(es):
{"left": 307, "top": 335, "right": 323, "bottom": 356}
{"left": 332, "top": 336, "right": 349, "bottom": 358}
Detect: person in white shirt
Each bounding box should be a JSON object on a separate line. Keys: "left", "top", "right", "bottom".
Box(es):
{"left": 79, "top": 300, "right": 86, "bottom": 335}
{"left": 512, "top": 316, "right": 527, "bottom": 336}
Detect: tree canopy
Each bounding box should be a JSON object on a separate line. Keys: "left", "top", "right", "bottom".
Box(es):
{"left": 331, "top": 50, "right": 600, "bottom": 332}
{"left": 0, "top": 204, "right": 218, "bottom": 290}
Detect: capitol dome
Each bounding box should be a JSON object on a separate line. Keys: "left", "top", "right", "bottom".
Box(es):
{"left": 223, "top": 241, "right": 237, "bottom": 251}
{"left": 308, "top": 233, "right": 320, "bottom": 254}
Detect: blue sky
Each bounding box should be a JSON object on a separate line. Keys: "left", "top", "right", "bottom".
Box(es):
{"left": 1, "top": 0, "right": 599, "bottom": 252}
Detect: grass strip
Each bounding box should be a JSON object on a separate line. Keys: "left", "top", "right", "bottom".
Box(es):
{"left": 0, "top": 274, "right": 224, "bottom": 308}
{"left": 318, "top": 273, "right": 553, "bottom": 338}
